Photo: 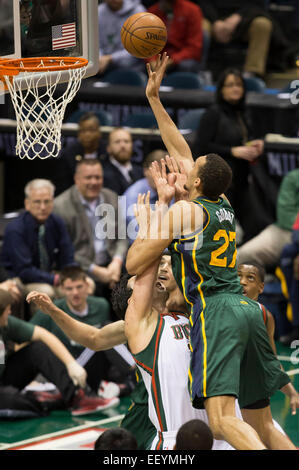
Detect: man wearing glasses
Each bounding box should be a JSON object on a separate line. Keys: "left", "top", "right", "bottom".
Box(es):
{"left": 0, "top": 179, "right": 75, "bottom": 315}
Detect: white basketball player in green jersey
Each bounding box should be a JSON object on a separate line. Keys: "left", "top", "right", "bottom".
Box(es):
{"left": 126, "top": 53, "right": 296, "bottom": 450}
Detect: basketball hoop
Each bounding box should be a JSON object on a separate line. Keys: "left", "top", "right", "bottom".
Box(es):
{"left": 0, "top": 57, "right": 88, "bottom": 159}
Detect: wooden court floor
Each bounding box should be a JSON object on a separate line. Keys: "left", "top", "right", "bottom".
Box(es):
{"left": 0, "top": 343, "right": 298, "bottom": 451}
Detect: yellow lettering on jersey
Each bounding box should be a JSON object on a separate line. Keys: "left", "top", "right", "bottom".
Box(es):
{"left": 228, "top": 231, "right": 237, "bottom": 268}
{"left": 209, "top": 229, "right": 228, "bottom": 267}
{"left": 209, "top": 229, "right": 237, "bottom": 268}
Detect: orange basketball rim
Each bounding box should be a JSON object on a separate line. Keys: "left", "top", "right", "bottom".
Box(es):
{"left": 0, "top": 56, "right": 88, "bottom": 160}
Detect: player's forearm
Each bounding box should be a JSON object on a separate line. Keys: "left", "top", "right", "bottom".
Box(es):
{"left": 126, "top": 237, "right": 167, "bottom": 275}
{"left": 280, "top": 382, "right": 298, "bottom": 398}
{"left": 47, "top": 305, "right": 126, "bottom": 351}
{"left": 147, "top": 96, "right": 193, "bottom": 164}
{"left": 47, "top": 305, "right": 102, "bottom": 350}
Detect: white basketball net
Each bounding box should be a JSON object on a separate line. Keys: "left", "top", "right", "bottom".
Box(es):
{"left": 2, "top": 59, "right": 87, "bottom": 159}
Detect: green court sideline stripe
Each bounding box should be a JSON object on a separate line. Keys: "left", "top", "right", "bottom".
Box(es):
{"left": 0, "top": 414, "right": 124, "bottom": 450}
{"left": 286, "top": 368, "right": 299, "bottom": 376}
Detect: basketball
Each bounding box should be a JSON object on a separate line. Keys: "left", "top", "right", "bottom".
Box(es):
{"left": 121, "top": 12, "right": 167, "bottom": 59}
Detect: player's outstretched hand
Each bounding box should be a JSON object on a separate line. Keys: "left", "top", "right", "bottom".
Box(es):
{"left": 134, "top": 192, "right": 151, "bottom": 239}
{"left": 26, "top": 291, "right": 54, "bottom": 315}
{"left": 165, "top": 155, "right": 189, "bottom": 201}
{"left": 146, "top": 52, "right": 169, "bottom": 100}
{"left": 150, "top": 159, "right": 174, "bottom": 205}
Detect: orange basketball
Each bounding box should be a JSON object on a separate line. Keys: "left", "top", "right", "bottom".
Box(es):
{"left": 121, "top": 12, "right": 167, "bottom": 59}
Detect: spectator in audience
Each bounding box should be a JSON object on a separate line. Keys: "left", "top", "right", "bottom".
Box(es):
{"left": 30, "top": 266, "right": 133, "bottom": 393}
{"left": 237, "top": 168, "right": 299, "bottom": 269}
{"left": 0, "top": 179, "right": 75, "bottom": 307}
{"left": 279, "top": 212, "right": 299, "bottom": 346}
{"left": 57, "top": 112, "right": 107, "bottom": 194}
{"left": 147, "top": 0, "right": 204, "bottom": 73}
{"left": 0, "top": 288, "right": 118, "bottom": 417}
{"left": 94, "top": 427, "right": 138, "bottom": 450}
{"left": 174, "top": 419, "right": 213, "bottom": 450}
{"left": 194, "top": 68, "right": 263, "bottom": 241}
{"left": 102, "top": 127, "right": 144, "bottom": 195}
{"left": 120, "top": 149, "right": 167, "bottom": 243}
{"left": 53, "top": 159, "right": 128, "bottom": 299}
{"left": 197, "top": 0, "right": 290, "bottom": 78}
{"left": 0, "top": 266, "right": 24, "bottom": 319}
{"left": 98, "top": 0, "right": 146, "bottom": 76}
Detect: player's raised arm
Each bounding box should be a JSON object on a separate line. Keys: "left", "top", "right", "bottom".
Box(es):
{"left": 146, "top": 53, "right": 194, "bottom": 174}
{"left": 26, "top": 291, "right": 126, "bottom": 350}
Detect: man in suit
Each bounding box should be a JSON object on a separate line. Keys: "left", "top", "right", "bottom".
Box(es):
{"left": 102, "top": 127, "right": 144, "bottom": 195}
{"left": 57, "top": 112, "right": 107, "bottom": 194}
{"left": 53, "top": 158, "right": 128, "bottom": 300}
{"left": 0, "top": 178, "right": 75, "bottom": 306}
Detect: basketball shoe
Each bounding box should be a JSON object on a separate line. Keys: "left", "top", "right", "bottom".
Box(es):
{"left": 71, "top": 388, "right": 120, "bottom": 416}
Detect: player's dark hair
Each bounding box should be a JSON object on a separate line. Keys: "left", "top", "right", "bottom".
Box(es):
{"left": 59, "top": 266, "right": 87, "bottom": 285}
{"left": 238, "top": 261, "right": 266, "bottom": 282}
{"left": 94, "top": 428, "right": 138, "bottom": 450}
{"left": 197, "top": 153, "right": 232, "bottom": 200}
{"left": 78, "top": 111, "right": 101, "bottom": 127}
{"left": 175, "top": 419, "right": 213, "bottom": 450}
{"left": 111, "top": 273, "right": 133, "bottom": 320}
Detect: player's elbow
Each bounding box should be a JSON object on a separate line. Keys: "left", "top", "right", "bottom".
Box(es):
{"left": 126, "top": 258, "right": 139, "bottom": 276}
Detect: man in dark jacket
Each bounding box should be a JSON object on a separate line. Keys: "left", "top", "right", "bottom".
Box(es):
{"left": 57, "top": 112, "right": 107, "bottom": 194}
{"left": 0, "top": 178, "right": 75, "bottom": 305}
{"left": 102, "top": 127, "right": 144, "bottom": 195}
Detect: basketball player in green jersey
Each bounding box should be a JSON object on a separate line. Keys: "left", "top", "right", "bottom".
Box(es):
{"left": 238, "top": 262, "right": 299, "bottom": 415}
{"left": 126, "top": 53, "right": 296, "bottom": 450}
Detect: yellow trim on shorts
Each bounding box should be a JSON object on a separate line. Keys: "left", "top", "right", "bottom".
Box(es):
{"left": 175, "top": 236, "right": 208, "bottom": 398}
{"left": 192, "top": 235, "right": 208, "bottom": 397}
{"left": 174, "top": 242, "right": 195, "bottom": 395}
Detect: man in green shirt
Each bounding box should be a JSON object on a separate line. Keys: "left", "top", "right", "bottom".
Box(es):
{"left": 237, "top": 168, "right": 299, "bottom": 268}
{"left": 30, "top": 266, "right": 133, "bottom": 392}
{"left": 0, "top": 288, "right": 119, "bottom": 416}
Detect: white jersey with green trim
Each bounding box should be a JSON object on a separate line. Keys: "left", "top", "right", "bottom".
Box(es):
{"left": 132, "top": 312, "right": 233, "bottom": 450}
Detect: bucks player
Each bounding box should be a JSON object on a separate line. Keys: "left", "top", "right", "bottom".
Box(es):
{"left": 126, "top": 52, "right": 296, "bottom": 450}
{"left": 27, "top": 252, "right": 233, "bottom": 450}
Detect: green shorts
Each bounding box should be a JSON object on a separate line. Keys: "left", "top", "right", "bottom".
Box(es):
{"left": 189, "top": 293, "right": 290, "bottom": 409}
{"left": 120, "top": 402, "right": 156, "bottom": 450}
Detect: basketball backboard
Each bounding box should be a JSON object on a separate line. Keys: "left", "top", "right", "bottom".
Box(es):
{"left": 0, "top": 0, "right": 99, "bottom": 89}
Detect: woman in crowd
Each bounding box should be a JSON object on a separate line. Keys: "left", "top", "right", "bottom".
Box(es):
{"left": 194, "top": 68, "right": 264, "bottom": 241}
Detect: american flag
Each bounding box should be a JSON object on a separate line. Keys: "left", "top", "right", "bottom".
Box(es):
{"left": 52, "top": 23, "right": 76, "bottom": 50}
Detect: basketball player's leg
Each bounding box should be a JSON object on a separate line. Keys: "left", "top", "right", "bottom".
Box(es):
{"left": 241, "top": 403, "right": 296, "bottom": 450}
{"left": 204, "top": 395, "right": 266, "bottom": 450}
{"left": 239, "top": 304, "right": 295, "bottom": 449}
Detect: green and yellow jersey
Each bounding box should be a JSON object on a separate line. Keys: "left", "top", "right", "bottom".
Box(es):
{"left": 169, "top": 196, "right": 242, "bottom": 311}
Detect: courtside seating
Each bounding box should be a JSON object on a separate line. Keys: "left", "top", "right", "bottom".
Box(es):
{"left": 100, "top": 68, "right": 147, "bottom": 86}
{"left": 244, "top": 76, "right": 266, "bottom": 92}
{"left": 178, "top": 108, "right": 205, "bottom": 130}
{"left": 121, "top": 112, "right": 157, "bottom": 128}
{"left": 162, "top": 72, "right": 203, "bottom": 89}
{"left": 65, "top": 109, "right": 113, "bottom": 126}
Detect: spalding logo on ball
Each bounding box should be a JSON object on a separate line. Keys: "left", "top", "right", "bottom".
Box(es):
{"left": 121, "top": 12, "right": 167, "bottom": 59}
